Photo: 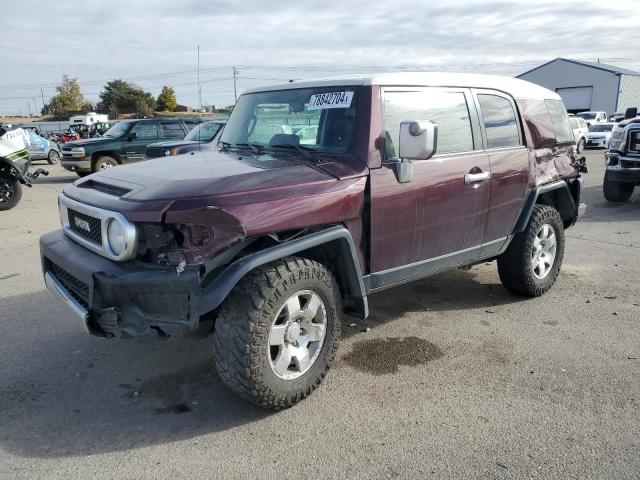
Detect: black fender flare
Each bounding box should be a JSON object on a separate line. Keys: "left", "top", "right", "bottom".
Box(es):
{"left": 513, "top": 178, "right": 582, "bottom": 233}
{"left": 199, "top": 225, "right": 369, "bottom": 319}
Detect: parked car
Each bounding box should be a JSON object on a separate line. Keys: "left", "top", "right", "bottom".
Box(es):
{"left": 24, "top": 129, "right": 61, "bottom": 164}
{"left": 603, "top": 109, "right": 640, "bottom": 202}
{"left": 569, "top": 116, "right": 588, "bottom": 153}
{"left": 40, "top": 73, "right": 586, "bottom": 409}
{"left": 145, "top": 120, "right": 225, "bottom": 159}
{"left": 585, "top": 123, "right": 615, "bottom": 149}
{"left": 60, "top": 118, "right": 191, "bottom": 176}
{"left": 576, "top": 111, "right": 607, "bottom": 127}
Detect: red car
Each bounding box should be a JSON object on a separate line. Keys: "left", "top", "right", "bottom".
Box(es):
{"left": 40, "top": 73, "right": 586, "bottom": 408}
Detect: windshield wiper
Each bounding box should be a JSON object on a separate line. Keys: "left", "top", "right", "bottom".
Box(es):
{"left": 234, "top": 142, "right": 263, "bottom": 154}
{"left": 268, "top": 143, "right": 316, "bottom": 159}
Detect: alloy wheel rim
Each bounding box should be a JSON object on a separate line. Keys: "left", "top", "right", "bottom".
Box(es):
{"left": 268, "top": 290, "right": 327, "bottom": 380}
{"left": 532, "top": 223, "right": 557, "bottom": 280}
{"left": 50, "top": 151, "right": 59, "bottom": 162}
{"left": 100, "top": 161, "right": 115, "bottom": 170}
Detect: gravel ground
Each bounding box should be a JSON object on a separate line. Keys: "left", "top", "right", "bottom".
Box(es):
{"left": 0, "top": 150, "right": 638, "bottom": 479}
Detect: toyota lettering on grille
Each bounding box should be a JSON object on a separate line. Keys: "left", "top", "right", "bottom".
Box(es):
{"left": 74, "top": 217, "right": 92, "bottom": 233}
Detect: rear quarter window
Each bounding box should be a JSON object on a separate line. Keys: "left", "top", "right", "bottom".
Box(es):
{"left": 545, "top": 100, "right": 574, "bottom": 144}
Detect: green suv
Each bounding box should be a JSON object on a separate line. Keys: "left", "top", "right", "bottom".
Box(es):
{"left": 61, "top": 118, "right": 191, "bottom": 177}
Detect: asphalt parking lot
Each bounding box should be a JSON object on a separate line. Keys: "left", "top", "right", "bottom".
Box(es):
{"left": 0, "top": 150, "right": 639, "bottom": 479}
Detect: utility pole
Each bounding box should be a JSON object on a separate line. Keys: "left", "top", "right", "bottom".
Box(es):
{"left": 232, "top": 66, "right": 239, "bottom": 103}
{"left": 27, "top": 102, "right": 32, "bottom": 117}
{"left": 32, "top": 99, "right": 38, "bottom": 116}
{"left": 197, "top": 45, "right": 201, "bottom": 109}
{"left": 40, "top": 88, "right": 46, "bottom": 111}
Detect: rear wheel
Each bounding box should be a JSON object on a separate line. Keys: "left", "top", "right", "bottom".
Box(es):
{"left": 603, "top": 172, "right": 634, "bottom": 203}
{"left": 0, "top": 174, "right": 22, "bottom": 211}
{"left": 93, "top": 156, "right": 118, "bottom": 173}
{"left": 214, "top": 257, "right": 341, "bottom": 409}
{"left": 498, "top": 205, "right": 564, "bottom": 297}
{"left": 47, "top": 149, "right": 60, "bottom": 165}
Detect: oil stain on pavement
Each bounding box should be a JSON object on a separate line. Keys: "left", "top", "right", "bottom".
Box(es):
{"left": 342, "top": 336, "right": 444, "bottom": 375}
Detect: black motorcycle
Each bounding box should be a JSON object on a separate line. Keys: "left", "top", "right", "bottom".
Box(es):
{"left": 0, "top": 125, "right": 48, "bottom": 211}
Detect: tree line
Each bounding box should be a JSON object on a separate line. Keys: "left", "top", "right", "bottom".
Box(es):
{"left": 41, "top": 76, "right": 178, "bottom": 120}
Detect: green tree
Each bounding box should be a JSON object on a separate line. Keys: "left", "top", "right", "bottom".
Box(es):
{"left": 98, "top": 79, "right": 156, "bottom": 117}
{"left": 156, "top": 86, "right": 177, "bottom": 112}
{"left": 45, "top": 75, "right": 92, "bottom": 120}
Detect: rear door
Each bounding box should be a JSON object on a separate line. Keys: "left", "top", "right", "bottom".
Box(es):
{"left": 369, "top": 87, "right": 491, "bottom": 283}
{"left": 123, "top": 121, "right": 159, "bottom": 163}
{"left": 473, "top": 90, "right": 529, "bottom": 243}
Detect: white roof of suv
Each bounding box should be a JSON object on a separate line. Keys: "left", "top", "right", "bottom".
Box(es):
{"left": 244, "top": 72, "right": 560, "bottom": 101}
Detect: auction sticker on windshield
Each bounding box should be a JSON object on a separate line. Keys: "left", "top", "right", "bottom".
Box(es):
{"left": 308, "top": 91, "right": 354, "bottom": 110}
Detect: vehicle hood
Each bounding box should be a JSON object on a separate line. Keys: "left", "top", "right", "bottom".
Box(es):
{"left": 64, "top": 137, "right": 116, "bottom": 148}
{"left": 586, "top": 131, "right": 611, "bottom": 138}
{"left": 63, "top": 149, "right": 368, "bottom": 224}
{"left": 147, "top": 140, "right": 201, "bottom": 148}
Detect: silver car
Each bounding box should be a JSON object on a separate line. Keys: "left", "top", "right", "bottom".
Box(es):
{"left": 24, "top": 128, "right": 61, "bottom": 164}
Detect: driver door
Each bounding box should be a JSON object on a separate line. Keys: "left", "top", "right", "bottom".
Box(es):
{"left": 368, "top": 87, "right": 491, "bottom": 289}
{"left": 123, "top": 122, "right": 159, "bottom": 163}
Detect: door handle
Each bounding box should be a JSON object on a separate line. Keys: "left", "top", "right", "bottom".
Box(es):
{"left": 464, "top": 171, "right": 491, "bottom": 184}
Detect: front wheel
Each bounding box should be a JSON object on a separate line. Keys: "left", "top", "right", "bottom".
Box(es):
{"left": 93, "top": 156, "right": 118, "bottom": 173}
{"left": 498, "top": 205, "right": 565, "bottom": 297}
{"left": 214, "top": 257, "right": 341, "bottom": 409}
{"left": 603, "top": 172, "right": 634, "bottom": 203}
{"left": 0, "top": 174, "right": 22, "bottom": 211}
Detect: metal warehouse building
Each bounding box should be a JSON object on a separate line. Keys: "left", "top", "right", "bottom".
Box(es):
{"left": 517, "top": 58, "right": 640, "bottom": 114}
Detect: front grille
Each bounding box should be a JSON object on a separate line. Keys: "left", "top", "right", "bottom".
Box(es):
{"left": 49, "top": 262, "right": 90, "bottom": 309}
{"left": 62, "top": 147, "right": 73, "bottom": 159}
{"left": 67, "top": 209, "right": 102, "bottom": 244}
{"left": 628, "top": 130, "right": 640, "bottom": 154}
{"left": 146, "top": 147, "right": 168, "bottom": 159}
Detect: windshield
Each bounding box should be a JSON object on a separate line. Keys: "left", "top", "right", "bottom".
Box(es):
{"left": 577, "top": 112, "right": 596, "bottom": 120}
{"left": 185, "top": 122, "right": 222, "bottom": 142}
{"left": 102, "top": 121, "right": 130, "bottom": 138}
{"left": 589, "top": 124, "right": 613, "bottom": 132}
{"left": 221, "top": 86, "right": 359, "bottom": 154}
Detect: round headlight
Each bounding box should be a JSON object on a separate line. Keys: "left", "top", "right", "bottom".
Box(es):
{"left": 106, "top": 218, "right": 126, "bottom": 256}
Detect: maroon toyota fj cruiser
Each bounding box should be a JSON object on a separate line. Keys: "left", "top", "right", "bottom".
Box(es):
{"left": 40, "top": 73, "right": 586, "bottom": 408}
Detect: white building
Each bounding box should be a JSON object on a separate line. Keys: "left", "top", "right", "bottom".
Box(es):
{"left": 517, "top": 58, "right": 640, "bottom": 114}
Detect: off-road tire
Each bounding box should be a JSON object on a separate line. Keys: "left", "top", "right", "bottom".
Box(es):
{"left": 47, "top": 149, "right": 60, "bottom": 165}
{"left": 498, "top": 205, "right": 565, "bottom": 297}
{"left": 0, "top": 174, "right": 22, "bottom": 211}
{"left": 576, "top": 138, "right": 585, "bottom": 154}
{"left": 603, "top": 172, "right": 634, "bottom": 203}
{"left": 93, "top": 156, "right": 118, "bottom": 173}
{"left": 214, "top": 257, "right": 341, "bottom": 409}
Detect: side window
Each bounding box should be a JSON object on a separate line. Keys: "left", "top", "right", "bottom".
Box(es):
{"left": 131, "top": 122, "right": 159, "bottom": 139}
{"left": 383, "top": 89, "right": 474, "bottom": 158}
{"left": 544, "top": 100, "right": 574, "bottom": 144}
{"left": 160, "top": 121, "right": 185, "bottom": 139}
{"left": 477, "top": 94, "right": 521, "bottom": 148}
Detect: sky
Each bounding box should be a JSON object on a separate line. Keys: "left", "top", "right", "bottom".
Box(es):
{"left": 1, "top": 0, "right": 640, "bottom": 115}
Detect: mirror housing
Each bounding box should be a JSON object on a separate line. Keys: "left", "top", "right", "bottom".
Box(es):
{"left": 127, "top": 132, "right": 138, "bottom": 141}
{"left": 392, "top": 121, "right": 437, "bottom": 183}
{"left": 399, "top": 121, "right": 437, "bottom": 161}
{"left": 625, "top": 107, "right": 638, "bottom": 120}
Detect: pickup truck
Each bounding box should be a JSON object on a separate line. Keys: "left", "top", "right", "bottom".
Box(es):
{"left": 41, "top": 73, "right": 586, "bottom": 408}
{"left": 60, "top": 118, "right": 191, "bottom": 176}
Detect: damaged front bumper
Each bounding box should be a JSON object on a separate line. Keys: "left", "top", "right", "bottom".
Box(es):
{"left": 40, "top": 229, "right": 202, "bottom": 338}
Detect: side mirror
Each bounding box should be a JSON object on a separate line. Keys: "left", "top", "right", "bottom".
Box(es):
{"left": 392, "top": 121, "right": 437, "bottom": 183}
{"left": 625, "top": 107, "right": 638, "bottom": 120}
{"left": 127, "top": 132, "right": 138, "bottom": 141}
